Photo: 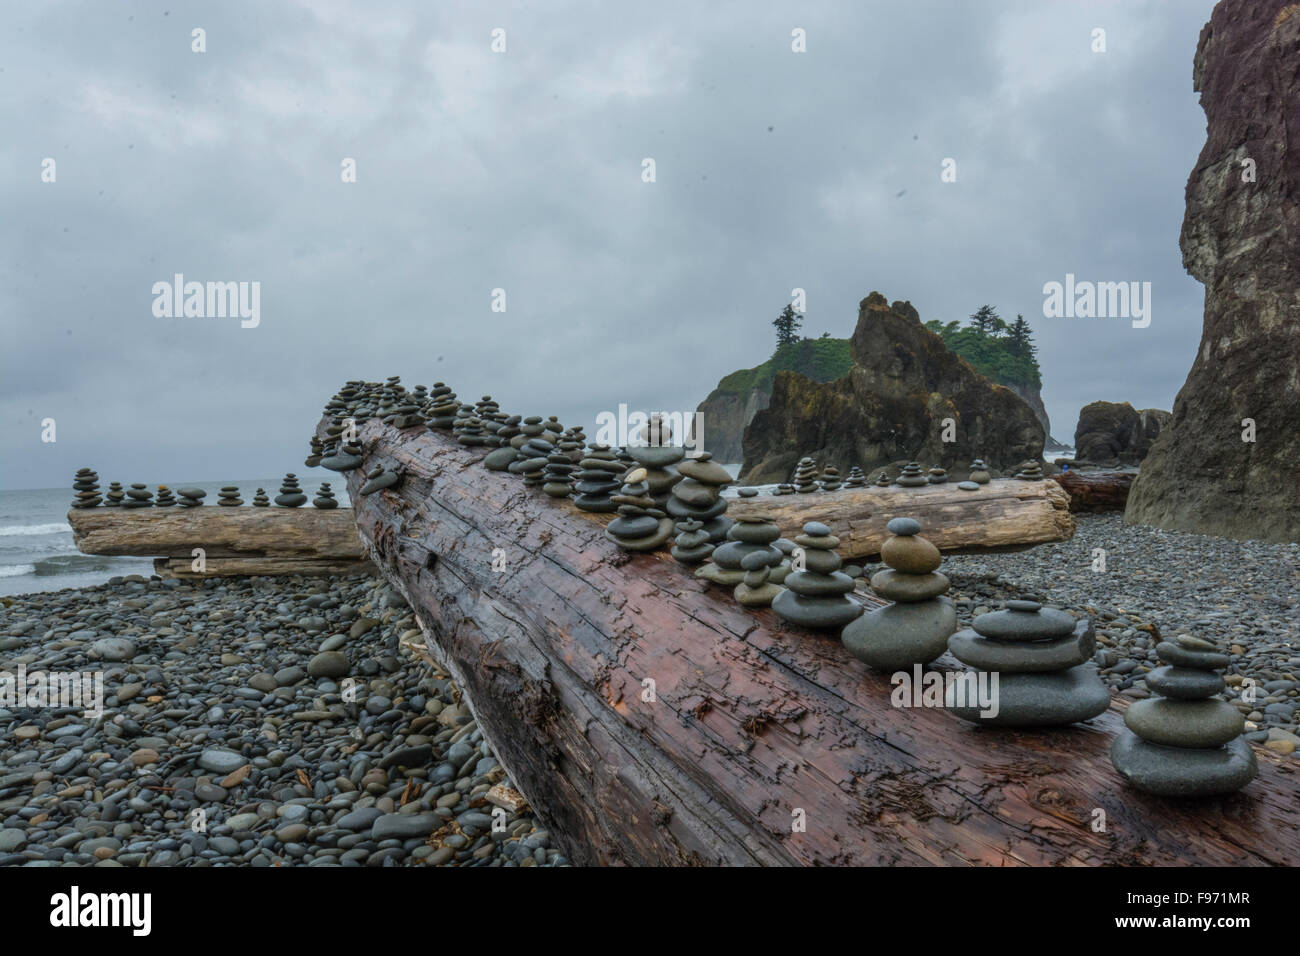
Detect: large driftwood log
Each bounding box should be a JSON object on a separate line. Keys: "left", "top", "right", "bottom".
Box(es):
{"left": 333, "top": 417, "right": 1300, "bottom": 867}
{"left": 1051, "top": 471, "right": 1136, "bottom": 513}
{"left": 68, "top": 507, "right": 369, "bottom": 577}
{"left": 728, "top": 480, "right": 1075, "bottom": 560}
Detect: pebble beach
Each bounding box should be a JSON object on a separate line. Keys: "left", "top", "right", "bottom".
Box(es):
{"left": 0, "top": 571, "right": 564, "bottom": 867}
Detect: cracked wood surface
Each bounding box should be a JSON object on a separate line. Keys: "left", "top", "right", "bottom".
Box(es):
{"left": 333, "top": 418, "right": 1300, "bottom": 867}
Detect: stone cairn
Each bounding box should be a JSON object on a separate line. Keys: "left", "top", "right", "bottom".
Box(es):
{"left": 275, "top": 474, "right": 308, "bottom": 507}
{"left": 736, "top": 548, "right": 784, "bottom": 608}
{"left": 772, "top": 482, "right": 795, "bottom": 496}
{"left": 305, "top": 436, "right": 324, "bottom": 468}
{"left": 1111, "top": 635, "right": 1257, "bottom": 797}
{"left": 945, "top": 600, "right": 1110, "bottom": 727}
{"left": 668, "top": 454, "right": 733, "bottom": 545}
{"left": 541, "top": 439, "right": 579, "bottom": 498}
{"left": 841, "top": 517, "right": 956, "bottom": 670}
{"left": 895, "top": 462, "right": 927, "bottom": 487}
{"left": 1014, "top": 460, "right": 1044, "bottom": 480}
{"left": 320, "top": 421, "right": 363, "bottom": 473}
{"left": 71, "top": 468, "right": 101, "bottom": 508}
{"left": 509, "top": 423, "right": 556, "bottom": 488}
{"left": 771, "top": 521, "right": 863, "bottom": 630}
{"left": 968, "top": 459, "right": 991, "bottom": 483}
{"left": 819, "top": 466, "right": 842, "bottom": 491}
{"left": 793, "top": 457, "right": 820, "bottom": 493}
{"left": 218, "top": 486, "right": 243, "bottom": 506}
{"left": 425, "top": 383, "right": 459, "bottom": 429}
{"left": 626, "top": 414, "right": 684, "bottom": 508}
{"left": 104, "top": 482, "right": 125, "bottom": 507}
{"left": 359, "top": 465, "right": 400, "bottom": 496}
{"left": 313, "top": 483, "right": 338, "bottom": 509}
{"left": 571, "top": 444, "right": 623, "bottom": 512}
{"left": 874, "top": 471, "right": 891, "bottom": 487}
{"left": 844, "top": 467, "right": 866, "bottom": 489}
{"left": 927, "top": 466, "right": 948, "bottom": 484}
{"left": 670, "top": 518, "right": 713, "bottom": 565}
{"left": 122, "top": 484, "right": 153, "bottom": 509}
{"left": 455, "top": 417, "right": 489, "bottom": 446}
{"left": 177, "top": 488, "right": 205, "bottom": 508}
{"left": 605, "top": 467, "right": 674, "bottom": 551}
{"left": 696, "top": 511, "right": 784, "bottom": 591}
{"left": 155, "top": 486, "right": 176, "bottom": 507}
{"left": 252, "top": 488, "right": 270, "bottom": 507}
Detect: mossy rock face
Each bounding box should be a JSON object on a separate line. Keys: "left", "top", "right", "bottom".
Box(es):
{"left": 738, "top": 293, "right": 1045, "bottom": 484}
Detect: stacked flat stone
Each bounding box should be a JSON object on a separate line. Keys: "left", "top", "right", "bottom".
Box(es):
{"left": 155, "top": 486, "right": 177, "bottom": 507}
{"left": 844, "top": 467, "right": 866, "bottom": 489}
{"left": 71, "top": 468, "right": 101, "bottom": 508}
{"left": 305, "top": 436, "right": 324, "bottom": 468}
{"left": 571, "top": 444, "right": 623, "bottom": 512}
{"left": 1111, "top": 635, "right": 1257, "bottom": 797}
{"left": 605, "top": 467, "right": 673, "bottom": 551}
{"left": 122, "top": 484, "right": 154, "bottom": 509}
{"left": 313, "top": 483, "right": 338, "bottom": 509}
{"left": 388, "top": 390, "right": 425, "bottom": 429}
{"left": 425, "top": 384, "right": 459, "bottom": 429}
{"left": 772, "top": 483, "right": 795, "bottom": 496}
{"left": 561, "top": 427, "right": 586, "bottom": 461}
{"left": 104, "top": 482, "right": 125, "bottom": 507}
{"left": 874, "top": 471, "right": 891, "bottom": 487}
{"left": 359, "top": 465, "right": 400, "bottom": 496}
{"left": 927, "top": 466, "right": 948, "bottom": 484}
{"left": 697, "top": 512, "right": 783, "bottom": 588}
{"left": 626, "top": 415, "right": 684, "bottom": 507}
{"left": 771, "top": 522, "right": 863, "bottom": 630}
{"left": 541, "top": 441, "right": 579, "bottom": 498}
{"left": 670, "top": 518, "right": 713, "bottom": 565}
{"left": 668, "top": 454, "right": 733, "bottom": 544}
{"left": 275, "top": 474, "right": 308, "bottom": 507}
{"left": 895, "top": 462, "right": 927, "bottom": 487}
{"left": 176, "top": 488, "right": 205, "bottom": 508}
{"left": 509, "top": 432, "right": 554, "bottom": 488}
{"left": 735, "top": 548, "right": 784, "bottom": 608}
{"left": 217, "top": 486, "right": 243, "bottom": 506}
{"left": 455, "top": 417, "right": 489, "bottom": 446}
{"left": 945, "top": 600, "right": 1110, "bottom": 727}
{"left": 842, "top": 517, "right": 956, "bottom": 670}
{"left": 819, "top": 466, "right": 842, "bottom": 491}
{"left": 319, "top": 420, "right": 363, "bottom": 472}
{"left": 252, "top": 488, "right": 270, "bottom": 507}
{"left": 968, "top": 459, "right": 991, "bottom": 483}
{"left": 793, "top": 458, "right": 819, "bottom": 493}
{"left": 1014, "top": 460, "right": 1045, "bottom": 480}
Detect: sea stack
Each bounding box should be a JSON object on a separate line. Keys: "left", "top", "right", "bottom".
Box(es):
{"left": 968, "top": 459, "right": 991, "bottom": 483}
{"left": 841, "top": 517, "right": 956, "bottom": 670}
{"left": 668, "top": 453, "right": 733, "bottom": 544}
{"left": 252, "top": 488, "right": 270, "bottom": 507}
{"left": 1110, "top": 635, "right": 1256, "bottom": 797}
{"left": 104, "top": 481, "right": 125, "bottom": 507}
{"left": 770, "top": 522, "right": 863, "bottom": 630}
{"left": 275, "top": 474, "right": 308, "bottom": 507}
{"left": 70, "top": 468, "right": 101, "bottom": 508}
{"left": 895, "top": 462, "right": 927, "bottom": 487}
{"left": 571, "top": 444, "right": 623, "bottom": 513}
{"left": 217, "top": 486, "right": 243, "bottom": 506}
{"left": 313, "top": 483, "right": 338, "bottom": 509}
{"left": 605, "top": 467, "right": 673, "bottom": 551}
{"left": 122, "top": 483, "right": 153, "bottom": 508}
{"left": 176, "top": 488, "right": 206, "bottom": 508}
{"left": 945, "top": 600, "right": 1110, "bottom": 727}
{"left": 793, "top": 458, "right": 819, "bottom": 493}
{"left": 154, "top": 486, "right": 177, "bottom": 507}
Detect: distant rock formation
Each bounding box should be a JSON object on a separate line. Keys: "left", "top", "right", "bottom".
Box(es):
{"left": 1126, "top": 0, "right": 1300, "bottom": 543}
{"left": 740, "top": 294, "right": 1045, "bottom": 484}
{"left": 1073, "top": 402, "right": 1171, "bottom": 465}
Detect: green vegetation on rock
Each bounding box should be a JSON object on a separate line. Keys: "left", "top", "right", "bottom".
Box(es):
{"left": 715, "top": 336, "right": 854, "bottom": 396}
{"left": 924, "top": 307, "right": 1041, "bottom": 391}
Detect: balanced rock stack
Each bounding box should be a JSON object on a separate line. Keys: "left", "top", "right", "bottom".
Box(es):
{"left": 319, "top": 421, "right": 363, "bottom": 472}
{"left": 455, "top": 417, "right": 489, "bottom": 446}
{"left": 571, "top": 444, "right": 623, "bottom": 512}
{"left": 945, "top": 600, "right": 1110, "bottom": 727}
{"left": 667, "top": 454, "right": 733, "bottom": 544}
{"left": 388, "top": 389, "right": 426, "bottom": 429}
{"left": 1110, "top": 635, "right": 1257, "bottom": 797}
{"left": 305, "top": 436, "right": 324, "bottom": 468}
{"left": 218, "top": 486, "right": 243, "bottom": 506}
{"left": 605, "top": 467, "right": 673, "bottom": 551}
{"left": 793, "top": 458, "right": 820, "bottom": 493}
{"left": 508, "top": 431, "right": 555, "bottom": 488}
{"left": 177, "top": 488, "right": 205, "bottom": 508}
{"left": 669, "top": 518, "right": 713, "bottom": 565}
{"left": 895, "top": 462, "right": 928, "bottom": 487}
{"left": 541, "top": 441, "right": 579, "bottom": 498}
{"left": 968, "top": 459, "right": 991, "bottom": 483}
{"left": 425, "top": 384, "right": 459, "bottom": 429}
{"left": 772, "top": 482, "right": 795, "bottom": 496}
{"left": 313, "top": 483, "right": 338, "bottom": 509}
{"left": 252, "top": 488, "right": 270, "bottom": 507}
{"left": 70, "top": 468, "right": 101, "bottom": 508}
{"left": 844, "top": 467, "right": 866, "bottom": 489}
{"left": 1014, "top": 460, "right": 1045, "bottom": 481}
{"left": 359, "top": 465, "right": 400, "bottom": 496}
{"left": 104, "top": 482, "right": 125, "bottom": 507}
{"left": 626, "top": 415, "right": 684, "bottom": 508}
{"left": 927, "top": 466, "right": 948, "bottom": 484}
{"left": 154, "top": 486, "right": 176, "bottom": 507}
{"left": 771, "top": 522, "right": 863, "bottom": 630}
{"left": 819, "top": 466, "right": 842, "bottom": 492}
{"left": 122, "top": 484, "right": 154, "bottom": 509}
{"left": 841, "top": 517, "right": 956, "bottom": 670}
{"left": 735, "top": 549, "right": 785, "bottom": 608}
{"left": 275, "top": 474, "right": 307, "bottom": 507}
{"left": 874, "top": 471, "right": 891, "bottom": 487}
{"left": 696, "top": 512, "right": 783, "bottom": 589}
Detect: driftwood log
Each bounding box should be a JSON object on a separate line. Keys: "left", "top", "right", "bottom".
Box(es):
{"left": 728, "top": 479, "right": 1075, "bottom": 560}
{"left": 67, "top": 507, "right": 369, "bottom": 577}
{"left": 332, "top": 417, "right": 1300, "bottom": 867}
{"left": 1051, "top": 471, "right": 1136, "bottom": 513}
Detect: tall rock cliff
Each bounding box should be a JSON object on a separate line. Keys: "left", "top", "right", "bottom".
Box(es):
{"left": 1126, "top": 0, "right": 1300, "bottom": 543}
{"left": 740, "top": 294, "right": 1045, "bottom": 484}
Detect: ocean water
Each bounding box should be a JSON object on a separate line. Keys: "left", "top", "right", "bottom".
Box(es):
{"left": 0, "top": 473, "right": 351, "bottom": 597}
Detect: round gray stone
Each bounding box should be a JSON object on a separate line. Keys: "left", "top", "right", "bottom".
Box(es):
{"left": 885, "top": 517, "right": 920, "bottom": 536}
{"left": 842, "top": 599, "right": 957, "bottom": 671}
{"left": 972, "top": 604, "right": 1076, "bottom": 641}
{"left": 1145, "top": 665, "right": 1226, "bottom": 700}
{"left": 1111, "top": 732, "right": 1256, "bottom": 797}
{"left": 946, "top": 664, "right": 1111, "bottom": 727}
{"left": 1124, "top": 698, "right": 1244, "bottom": 748}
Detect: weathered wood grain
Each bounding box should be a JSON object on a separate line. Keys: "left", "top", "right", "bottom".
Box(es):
{"left": 152, "top": 556, "right": 371, "bottom": 578}
{"left": 1051, "top": 471, "right": 1136, "bottom": 513}
{"left": 334, "top": 418, "right": 1300, "bottom": 867}
{"left": 68, "top": 507, "right": 365, "bottom": 559}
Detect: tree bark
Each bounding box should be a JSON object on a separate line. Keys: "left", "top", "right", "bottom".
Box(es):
{"left": 335, "top": 418, "right": 1300, "bottom": 867}
{"left": 1051, "top": 471, "right": 1136, "bottom": 513}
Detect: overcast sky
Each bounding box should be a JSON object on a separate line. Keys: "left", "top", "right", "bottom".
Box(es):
{"left": 1, "top": 0, "right": 1218, "bottom": 490}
